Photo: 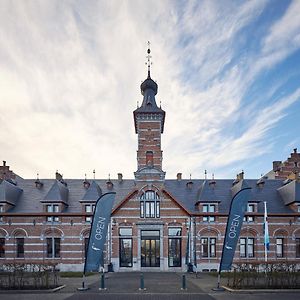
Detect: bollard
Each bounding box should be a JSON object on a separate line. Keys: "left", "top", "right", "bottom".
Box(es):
{"left": 181, "top": 274, "right": 187, "bottom": 290}
{"left": 99, "top": 273, "right": 107, "bottom": 290}
{"left": 77, "top": 274, "right": 89, "bottom": 291}
{"left": 139, "top": 273, "right": 146, "bottom": 290}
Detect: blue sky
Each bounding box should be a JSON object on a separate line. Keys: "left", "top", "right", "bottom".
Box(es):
{"left": 0, "top": 0, "right": 300, "bottom": 180}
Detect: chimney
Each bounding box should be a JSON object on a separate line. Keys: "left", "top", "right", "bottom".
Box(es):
{"left": 106, "top": 180, "right": 114, "bottom": 190}
{"left": 3, "top": 161, "right": 6, "bottom": 167}
{"left": 177, "top": 173, "right": 182, "bottom": 181}
{"left": 237, "top": 171, "right": 244, "bottom": 181}
{"left": 294, "top": 148, "right": 297, "bottom": 154}
{"left": 55, "top": 171, "right": 63, "bottom": 181}
{"left": 273, "top": 161, "right": 282, "bottom": 172}
{"left": 118, "top": 173, "right": 123, "bottom": 183}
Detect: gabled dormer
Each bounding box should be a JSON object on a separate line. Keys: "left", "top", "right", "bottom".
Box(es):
{"left": 0, "top": 179, "right": 23, "bottom": 211}
{"left": 41, "top": 179, "right": 68, "bottom": 222}
{"left": 277, "top": 179, "right": 300, "bottom": 206}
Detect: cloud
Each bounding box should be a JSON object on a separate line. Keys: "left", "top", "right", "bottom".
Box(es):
{"left": 0, "top": 0, "right": 299, "bottom": 180}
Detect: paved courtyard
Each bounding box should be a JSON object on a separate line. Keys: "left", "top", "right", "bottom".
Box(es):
{"left": 1, "top": 272, "right": 300, "bottom": 300}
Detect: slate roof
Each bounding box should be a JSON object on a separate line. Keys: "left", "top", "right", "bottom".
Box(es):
{"left": 133, "top": 73, "right": 166, "bottom": 133}
{"left": 43, "top": 180, "right": 69, "bottom": 204}
{"left": 81, "top": 181, "right": 102, "bottom": 202}
{"left": 2, "top": 177, "right": 296, "bottom": 215}
{"left": 277, "top": 180, "right": 300, "bottom": 205}
{"left": 0, "top": 180, "right": 23, "bottom": 206}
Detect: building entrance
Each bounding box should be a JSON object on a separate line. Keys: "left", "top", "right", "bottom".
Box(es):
{"left": 141, "top": 230, "right": 160, "bottom": 267}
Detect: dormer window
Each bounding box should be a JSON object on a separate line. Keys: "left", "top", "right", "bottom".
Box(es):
{"left": 202, "top": 204, "right": 216, "bottom": 222}
{"left": 244, "top": 203, "right": 255, "bottom": 222}
{"left": 140, "top": 190, "right": 160, "bottom": 218}
{"left": 84, "top": 204, "right": 95, "bottom": 223}
{"left": 0, "top": 205, "right": 4, "bottom": 223}
{"left": 46, "top": 204, "right": 59, "bottom": 222}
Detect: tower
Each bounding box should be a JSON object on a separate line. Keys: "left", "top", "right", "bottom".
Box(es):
{"left": 133, "top": 44, "right": 166, "bottom": 181}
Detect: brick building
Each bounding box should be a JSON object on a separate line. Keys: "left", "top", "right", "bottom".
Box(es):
{"left": 1, "top": 50, "right": 300, "bottom": 272}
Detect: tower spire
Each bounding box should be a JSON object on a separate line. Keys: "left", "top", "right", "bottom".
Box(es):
{"left": 146, "top": 41, "right": 152, "bottom": 78}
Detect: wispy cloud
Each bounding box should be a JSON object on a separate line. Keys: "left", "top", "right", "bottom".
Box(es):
{"left": 0, "top": 0, "right": 299, "bottom": 180}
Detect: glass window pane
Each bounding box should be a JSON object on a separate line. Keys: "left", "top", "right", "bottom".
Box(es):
{"left": 119, "top": 238, "right": 132, "bottom": 267}
{"left": 203, "top": 205, "right": 208, "bottom": 213}
{"left": 201, "top": 238, "right": 208, "bottom": 257}
{"left": 54, "top": 238, "right": 60, "bottom": 258}
{"left": 119, "top": 228, "right": 132, "bottom": 236}
{"left": 46, "top": 238, "right": 52, "bottom": 258}
{"left": 0, "top": 238, "right": 5, "bottom": 258}
{"left": 168, "top": 228, "right": 182, "bottom": 236}
{"left": 141, "top": 230, "right": 159, "bottom": 237}
{"left": 156, "top": 201, "right": 160, "bottom": 218}
{"left": 47, "top": 205, "right": 52, "bottom": 213}
{"left": 168, "top": 238, "right": 181, "bottom": 267}
{"left": 150, "top": 202, "right": 155, "bottom": 218}
{"left": 85, "top": 205, "right": 92, "bottom": 213}
{"left": 53, "top": 205, "right": 59, "bottom": 212}
{"left": 145, "top": 202, "right": 150, "bottom": 218}
{"left": 16, "top": 238, "right": 24, "bottom": 258}
{"left": 209, "top": 205, "right": 215, "bottom": 213}
{"left": 296, "top": 238, "right": 300, "bottom": 258}
{"left": 140, "top": 202, "right": 144, "bottom": 218}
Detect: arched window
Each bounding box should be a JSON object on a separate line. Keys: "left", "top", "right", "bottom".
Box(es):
{"left": 140, "top": 191, "right": 160, "bottom": 218}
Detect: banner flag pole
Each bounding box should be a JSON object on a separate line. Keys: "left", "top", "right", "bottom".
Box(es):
{"left": 213, "top": 187, "right": 251, "bottom": 291}
{"left": 78, "top": 192, "right": 116, "bottom": 291}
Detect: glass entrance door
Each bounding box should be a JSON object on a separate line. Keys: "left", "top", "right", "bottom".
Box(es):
{"left": 141, "top": 231, "right": 160, "bottom": 267}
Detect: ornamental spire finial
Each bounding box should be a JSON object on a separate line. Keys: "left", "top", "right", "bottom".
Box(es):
{"left": 145, "top": 41, "right": 152, "bottom": 78}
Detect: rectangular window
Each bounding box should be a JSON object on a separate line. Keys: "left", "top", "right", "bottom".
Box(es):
{"left": 46, "top": 237, "right": 60, "bottom": 258}
{"left": 276, "top": 238, "right": 284, "bottom": 258}
{"left": 200, "top": 237, "right": 216, "bottom": 258}
{"left": 16, "top": 238, "right": 24, "bottom": 258}
{"left": 0, "top": 205, "right": 4, "bottom": 222}
{"left": 85, "top": 205, "right": 92, "bottom": 213}
{"left": 240, "top": 237, "right": 254, "bottom": 258}
{"left": 168, "top": 229, "right": 182, "bottom": 266}
{"left": 168, "top": 238, "right": 181, "bottom": 267}
{"left": 203, "top": 204, "right": 215, "bottom": 222}
{"left": 156, "top": 201, "right": 160, "bottom": 218}
{"left": 0, "top": 238, "right": 5, "bottom": 258}
{"left": 296, "top": 238, "right": 300, "bottom": 258}
{"left": 119, "top": 238, "right": 132, "bottom": 267}
{"left": 140, "top": 202, "right": 144, "bottom": 218}
{"left": 244, "top": 204, "right": 255, "bottom": 222}
{"left": 119, "top": 228, "right": 132, "bottom": 267}
{"left": 85, "top": 204, "right": 94, "bottom": 223}
{"left": 46, "top": 204, "right": 59, "bottom": 222}
{"left": 119, "top": 228, "right": 132, "bottom": 236}
{"left": 145, "top": 201, "right": 155, "bottom": 218}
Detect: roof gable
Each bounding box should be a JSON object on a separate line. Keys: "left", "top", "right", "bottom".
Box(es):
{"left": 42, "top": 180, "right": 68, "bottom": 204}
{"left": 81, "top": 181, "right": 102, "bottom": 202}
{"left": 0, "top": 180, "right": 23, "bottom": 206}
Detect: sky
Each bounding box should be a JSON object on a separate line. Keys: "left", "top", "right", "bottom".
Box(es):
{"left": 0, "top": 0, "right": 300, "bottom": 180}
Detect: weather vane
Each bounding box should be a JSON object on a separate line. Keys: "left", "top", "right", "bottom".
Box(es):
{"left": 145, "top": 41, "right": 153, "bottom": 76}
